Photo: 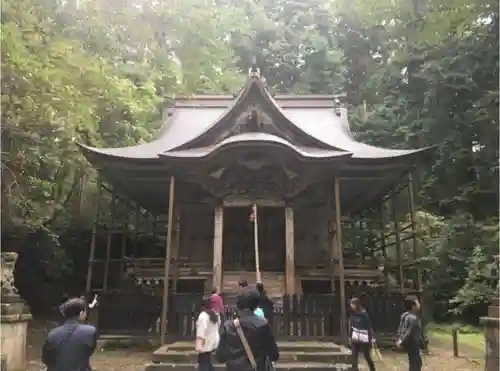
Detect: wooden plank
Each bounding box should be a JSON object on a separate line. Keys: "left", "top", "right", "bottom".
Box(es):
{"left": 212, "top": 206, "right": 223, "bottom": 292}
{"left": 334, "top": 178, "right": 347, "bottom": 344}
{"left": 160, "top": 176, "right": 176, "bottom": 346}
{"left": 285, "top": 206, "right": 296, "bottom": 294}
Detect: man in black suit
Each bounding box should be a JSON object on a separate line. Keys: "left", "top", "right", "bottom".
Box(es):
{"left": 43, "top": 297, "right": 98, "bottom": 371}
{"left": 216, "top": 287, "right": 279, "bottom": 371}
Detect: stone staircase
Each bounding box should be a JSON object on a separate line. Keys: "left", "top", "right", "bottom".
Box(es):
{"left": 145, "top": 341, "right": 353, "bottom": 370}
{"left": 222, "top": 271, "right": 285, "bottom": 301}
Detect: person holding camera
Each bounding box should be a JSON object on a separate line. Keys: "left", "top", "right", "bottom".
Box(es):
{"left": 396, "top": 295, "right": 427, "bottom": 371}
{"left": 43, "top": 297, "right": 98, "bottom": 371}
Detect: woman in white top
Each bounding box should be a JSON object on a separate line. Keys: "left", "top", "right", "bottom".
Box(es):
{"left": 195, "top": 296, "right": 220, "bottom": 371}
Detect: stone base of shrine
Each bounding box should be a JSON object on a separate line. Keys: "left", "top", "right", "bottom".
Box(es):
{"left": 145, "top": 341, "right": 353, "bottom": 371}
{"left": 480, "top": 298, "right": 499, "bottom": 371}
{"left": 0, "top": 295, "right": 32, "bottom": 371}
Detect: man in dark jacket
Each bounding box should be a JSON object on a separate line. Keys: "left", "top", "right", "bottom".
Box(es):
{"left": 396, "top": 295, "right": 424, "bottom": 371}
{"left": 43, "top": 298, "right": 98, "bottom": 371}
{"left": 255, "top": 283, "right": 274, "bottom": 327}
{"left": 216, "top": 287, "right": 279, "bottom": 371}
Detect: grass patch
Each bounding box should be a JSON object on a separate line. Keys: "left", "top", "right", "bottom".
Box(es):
{"left": 426, "top": 323, "right": 484, "bottom": 353}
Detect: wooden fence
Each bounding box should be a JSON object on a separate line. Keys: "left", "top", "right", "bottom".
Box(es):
{"left": 96, "top": 291, "right": 413, "bottom": 340}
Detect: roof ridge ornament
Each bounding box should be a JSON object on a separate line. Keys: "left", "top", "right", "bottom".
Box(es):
{"left": 248, "top": 57, "right": 260, "bottom": 79}
{"left": 333, "top": 95, "right": 342, "bottom": 117}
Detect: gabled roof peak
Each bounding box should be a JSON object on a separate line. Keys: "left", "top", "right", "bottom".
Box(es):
{"left": 248, "top": 57, "right": 260, "bottom": 79}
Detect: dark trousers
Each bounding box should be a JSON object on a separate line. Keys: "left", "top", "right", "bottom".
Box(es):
{"left": 198, "top": 352, "right": 214, "bottom": 371}
{"left": 351, "top": 343, "right": 376, "bottom": 371}
{"left": 406, "top": 345, "right": 422, "bottom": 371}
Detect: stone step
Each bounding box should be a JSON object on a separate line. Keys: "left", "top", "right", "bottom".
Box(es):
{"left": 152, "top": 350, "right": 351, "bottom": 364}
{"left": 159, "top": 341, "right": 343, "bottom": 353}
{"left": 145, "top": 363, "right": 354, "bottom": 371}
{"left": 222, "top": 271, "right": 285, "bottom": 305}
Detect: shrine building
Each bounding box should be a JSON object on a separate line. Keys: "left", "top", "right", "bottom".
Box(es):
{"left": 78, "top": 65, "right": 432, "bottom": 344}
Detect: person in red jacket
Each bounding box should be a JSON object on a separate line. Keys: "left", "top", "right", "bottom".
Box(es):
{"left": 211, "top": 286, "right": 225, "bottom": 321}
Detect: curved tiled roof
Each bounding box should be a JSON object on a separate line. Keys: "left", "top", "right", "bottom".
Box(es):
{"left": 78, "top": 76, "right": 431, "bottom": 162}
{"left": 77, "top": 72, "right": 433, "bottom": 213}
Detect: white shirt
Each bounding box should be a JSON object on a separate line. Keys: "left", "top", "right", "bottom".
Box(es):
{"left": 196, "top": 311, "right": 220, "bottom": 353}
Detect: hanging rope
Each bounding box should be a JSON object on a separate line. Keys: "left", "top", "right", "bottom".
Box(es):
{"left": 249, "top": 204, "right": 261, "bottom": 283}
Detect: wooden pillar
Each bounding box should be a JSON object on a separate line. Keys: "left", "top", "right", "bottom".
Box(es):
{"left": 103, "top": 190, "right": 116, "bottom": 293}
{"left": 408, "top": 173, "right": 422, "bottom": 291}
{"left": 132, "top": 205, "right": 139, "bottom": 258}
{"left": 285, "top": 206, "right": 296, "bottom": 295}
{"left": 391, "top": 189, "right": 405, "bottom": 293}
{"left": 329, "top": 220, "right": 339, "bottom": 293}
{"left": 172, "top": 207, "right": 181, "bottom": 293}
{"left": 160, "top": 176, "right": 176, "bottom": 346}
{"left": 213, "top": 206, "right": 223, "bottom": 292}
{"left": 379, "top": 205, "right": 390, "bottom": 293}
{"left": 119, "top": 210, "right": 128, "bottom": 279}
{"left": 85, "top": 179, "right": 102, "bottom": 296}
{"left": 334, "top": 178, "right": 347, "bottom": 343}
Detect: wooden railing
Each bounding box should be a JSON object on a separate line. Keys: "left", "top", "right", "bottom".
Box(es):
{"left": 96, "top": 292, "right": 418, "bottom": 339}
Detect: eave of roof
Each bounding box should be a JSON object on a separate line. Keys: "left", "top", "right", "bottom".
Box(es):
{"left": 159, "top": 132, "right": 351, "bottom": 161}
{"left": 77, "top": 69, "right": 434, "bottom": 166}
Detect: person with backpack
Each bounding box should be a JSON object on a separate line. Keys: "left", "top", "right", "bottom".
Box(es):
{"left": 42, "top": 298, "right": 98, "bottom": 371}
{"left": 396, "top": 295, "right": 426, "bottom": 371}
{"left": 255, "top": 283, "right": 274, "bottom": 324}
{"left": 195, "top": 296, "right": 221, "bottom": 371}
{"left": 216, "top": 287, "right": 279, "bottom": 371}
{"left": 348, "top": 297, "right": 376, "bottom": 371}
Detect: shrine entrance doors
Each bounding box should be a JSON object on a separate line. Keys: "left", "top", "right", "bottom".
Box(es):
{"left": 222, "top": 206, "right": 285, "bottom": 272}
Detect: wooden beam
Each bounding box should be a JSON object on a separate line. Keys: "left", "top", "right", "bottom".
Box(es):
{"left": 103, "top": 191, "right": 116, "bottom": 293}
{"left": 408, "top": 172, "right": 422, "bottom": 291}
{"left": 212, "top": 206, "right": 223, "bottom": 292}
{"left": 100, "top": 182, "right": 149, "bottom": 218}
{"left": 171, "top": 206, "right": 181, "bottom": 293}
{"left": 160, "top": 176, "right": 176, "bottom": 346}
{"left": 223, "top": 198, "right": 285, "bottom": 207}
{"left": 85, "top": 179, "right": 102, "bottom": 296}
{"left": 119, "top": 219, "right": 127, "bottom": 280}
{"left": 391, "top": 189, "right": 405, "bottom": 294}
{"left": 334, "top": 178, "right": 348, "bottom": 344}
{"left": 253, "top": 204, "right": 262, "bottom": 283}
{"left": 328, "top": 185, "right": 338, "bottom": 292}
{"left": 285, "top": 206, "right": 296, "bottom": 295}
{"left": 379, "top": 205, "right": 390, "bottom": 294}
{"left": 132, "top": 206, "right": 139, "bottom": 257}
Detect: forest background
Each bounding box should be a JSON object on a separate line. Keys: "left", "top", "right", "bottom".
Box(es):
{"left": 1, "top": 0, "right": 498, "bottom": 323}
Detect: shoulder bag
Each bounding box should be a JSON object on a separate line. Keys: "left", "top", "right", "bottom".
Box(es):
{"left": 233, "top": 319, "right": 275, "bottom": 371}
{"left": 233, "top": 319, "right": 257, "bottom": 370}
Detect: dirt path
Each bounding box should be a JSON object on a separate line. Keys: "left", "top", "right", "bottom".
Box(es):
{"left": 27, "top": 321, "right": 484, "bottom": 371}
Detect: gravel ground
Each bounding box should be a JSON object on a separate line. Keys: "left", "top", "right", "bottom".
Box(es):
{"left": 27, "top": 321, "right": 483, "bottom": 371}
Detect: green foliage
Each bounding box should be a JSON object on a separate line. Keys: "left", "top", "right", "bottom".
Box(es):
{"left": 1, "top": 0, "right": 498, "bottom": 320}
{"left": 451, "top": 226, "right": 499, "bottom": 313}
{"left": 1, "top": 0, "right": 243, "bottom": 235}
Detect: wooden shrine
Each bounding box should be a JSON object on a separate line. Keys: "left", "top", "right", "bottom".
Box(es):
{"left": 79, "top": 64, "right": 432, "bottom": 344}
